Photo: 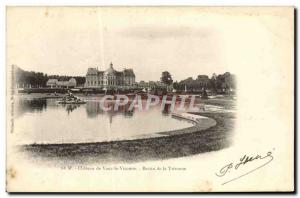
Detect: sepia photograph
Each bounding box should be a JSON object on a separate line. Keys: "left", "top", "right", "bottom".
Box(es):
{"left": 6, "top": 6, "right": 294, "bottom": 192}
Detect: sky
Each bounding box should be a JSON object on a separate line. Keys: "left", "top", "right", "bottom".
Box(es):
{"left": 7, "top": 7, "right": 241, "bottom": 82}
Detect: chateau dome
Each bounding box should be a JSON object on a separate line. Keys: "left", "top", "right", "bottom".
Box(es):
{"left": 105, "top": 62, "right": 116, "bottom": 75}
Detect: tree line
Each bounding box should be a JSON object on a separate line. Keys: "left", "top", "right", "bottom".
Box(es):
{"left": 161, "top": 71, "right": 236, "bottom": 93}
{"left": 14, "top": 66, "right": 86, "bottom": 88}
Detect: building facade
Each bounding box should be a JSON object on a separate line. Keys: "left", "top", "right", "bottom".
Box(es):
{"left": 46, "top": 78, "right": 77, "bottom": 88}
{"left": 85, "top": 63, "right": 135, "bottom": 89}
{"left": 138, "top": 81, "right": 168, "bottom": 90}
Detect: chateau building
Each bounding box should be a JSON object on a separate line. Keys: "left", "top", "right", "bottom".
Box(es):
{"left": 85, "top": 63, "right": 135, "bottom": 88}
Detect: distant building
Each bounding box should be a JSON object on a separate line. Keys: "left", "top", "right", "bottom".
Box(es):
{"left": 138, "top": 81, "right": 149, "bottom": 89}
{"left": 46, "top": 78, "right": 76, "bottom": 88}
{"left": 138, "top": 81, "right": 167, "bottom": 90}
{"left": 85, "top": 62, "right": 135, "bottom": 89}
{"left": 46, "top": 79, "right": 58, "bottom": 88}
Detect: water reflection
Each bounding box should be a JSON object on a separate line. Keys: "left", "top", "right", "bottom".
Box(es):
{"left": 15, "top": 98, "right": 190, "bottom": 119}
{"left": 85, "top": 101, "right": 135, "bottom": 119}
{"left": 85, "top": 101, "right": 103, "bottom": 117}
{"left": 14, "top": 97, "right": 195, "bottom": 144}
{"left": 14, "top": 98, "right": 47, "bottom": 117}
{"left": 63, "top": 104, "right": 80, "bottom": 115}
{"left": 162, "top": 104, "right": 171, "bottom": 116}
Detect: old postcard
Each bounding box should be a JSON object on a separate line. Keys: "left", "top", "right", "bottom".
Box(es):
{"left": 6, "top": 6, "right": 294, "bottom": 192}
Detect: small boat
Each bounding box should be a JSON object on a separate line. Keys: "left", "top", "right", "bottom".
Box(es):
{"left": 57, "top": 92, "right": 86, "bottom": 104}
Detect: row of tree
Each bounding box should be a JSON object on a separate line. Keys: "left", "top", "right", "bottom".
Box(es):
{"left": 160, "top": 71, "right": 236, "bottom": 93}
{"left": 14, "top": 66, "right": 85, "bottom": 88}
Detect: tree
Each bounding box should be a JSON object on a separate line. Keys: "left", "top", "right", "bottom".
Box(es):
{"left": 209, "top": 73, "right": 217, "bottom": 92}
{"left": 201, "top": 88, "right": 208, "bottom": 99}
{"left": 160, "top": 71, "right": 173, "bottom": 86}
{"left": 173, "top": 81, "right": 179, "bottom": 89}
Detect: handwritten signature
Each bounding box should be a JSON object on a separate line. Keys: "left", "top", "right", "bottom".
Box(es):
{"left": 216, "top": 149, "right": 274, "bottom": 185}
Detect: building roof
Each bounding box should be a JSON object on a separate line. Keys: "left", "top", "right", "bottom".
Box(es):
{"left": 86, "top": 62, "right": 135, "bottom": 77}
{"left": 115, "top": 71, "right": 123, "bottom": 76}
{"left": 87, "top": 68, "right": 98, "bottom": 75}
{"left": 105, "top": 63, "right": 117, "bottom": 75}
{"left": 69, "top": 78, "right": 76, "bottom": 83}
{"left": 123, "top": 69, "right": 135, "bottom": 77}
{"left": 47, "top": 79, "right": 58, "bottom": 83}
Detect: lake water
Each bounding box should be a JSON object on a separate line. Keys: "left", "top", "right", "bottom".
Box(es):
{"left": 13, "top": 96, "right": 195, "bottom": 144}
